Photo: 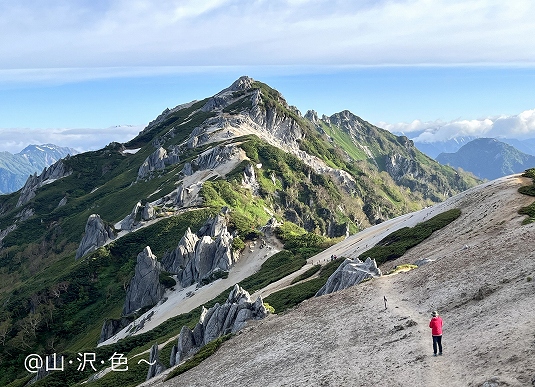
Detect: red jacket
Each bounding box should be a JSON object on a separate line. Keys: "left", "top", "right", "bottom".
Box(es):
{"left": 429, "top": 316, "right": 443, "bottom": 336}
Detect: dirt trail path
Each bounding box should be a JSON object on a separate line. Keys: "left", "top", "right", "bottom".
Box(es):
{"left": 376, "top": 274, "right": 451, "bottom": 387}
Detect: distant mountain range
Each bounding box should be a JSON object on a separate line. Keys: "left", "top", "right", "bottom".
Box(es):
{"left": 0, "top": 144, "right": 78, "bottom": 194}
{"left": 436, "top": 138, "right": 535, "bottom": 180}
{"left": 413, "top": 137, "right": 477, "bottom": 159}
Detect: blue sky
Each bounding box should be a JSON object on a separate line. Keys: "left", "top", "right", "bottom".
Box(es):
{"left": 1, "top": 0, "right": 535, "bottom": 153}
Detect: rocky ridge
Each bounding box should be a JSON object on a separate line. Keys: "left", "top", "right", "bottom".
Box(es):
{"left": 16, "top": 158, "right": 72, "bottom": 207}
{"left": 169, "top": 284, "right": 267, "bottom": 367}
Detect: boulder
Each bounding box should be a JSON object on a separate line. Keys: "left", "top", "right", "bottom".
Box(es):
{"left": 75, "top": 214, "right": 115, "bottom": 259}
{"left": 122, "top": 246, "right": 165, "bottom": 315}
{"left": 316, "top": 257, "right": 382, "bottom": 297}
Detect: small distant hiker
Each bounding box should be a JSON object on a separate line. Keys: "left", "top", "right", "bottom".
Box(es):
{"left": 383, "top": 296, "right": 387, "bottom": 309}
{"left": 429, "top": 311, "right": 443, "bottom": 356}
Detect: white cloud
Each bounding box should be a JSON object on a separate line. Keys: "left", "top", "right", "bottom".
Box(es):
{"left": 0, "top": 0, "right": 534, "bottom": 75}
{"left": 381, "top": 109, "right": 535, "bottom": 142}
{"left": 0, "top": 125, "right": 145, "bottom": 154}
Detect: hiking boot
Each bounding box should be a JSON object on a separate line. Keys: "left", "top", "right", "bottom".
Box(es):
{"left": 438, "top": 352, "right": 443, "bottom": 356}
{"left": 433, "top": 353, "right": 437, "bottom": 357}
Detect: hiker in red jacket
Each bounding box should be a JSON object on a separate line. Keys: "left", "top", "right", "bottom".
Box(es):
{"left": 429, "top": 311, "right": 443, "bottom": 356}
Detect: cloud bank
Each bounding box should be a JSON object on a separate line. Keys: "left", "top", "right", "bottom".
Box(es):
{"left": 1, "top": 0, "right": 534, "bottom": 81}
{"left": 379, "top": 109, "right": 535, "bottom": 143}
{"left": 0, "top": 125, "right": 145, "bottom": 154}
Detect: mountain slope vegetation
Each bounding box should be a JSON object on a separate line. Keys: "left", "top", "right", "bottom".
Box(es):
{"left": 0, "top": 76, "right": 478, "bottom": 386}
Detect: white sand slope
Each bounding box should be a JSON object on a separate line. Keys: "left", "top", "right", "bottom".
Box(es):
{"left": 99, "top": 235, "right": 283, "bottom": 346}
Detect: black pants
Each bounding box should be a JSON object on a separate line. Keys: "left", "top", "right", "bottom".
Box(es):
{"left": 432, "top": 335, "right": 443, "bottom": 354}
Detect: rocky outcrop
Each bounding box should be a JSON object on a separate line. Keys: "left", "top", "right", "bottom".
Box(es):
{"left": 169, "top": 284, "right": 267, "bottom": 367}
{"left": 98, "top": 317, "right": 134, "bottom": 344}
{"left": 249, "top": 89, "right": 304, "bottom": 150}
{"left": 174, "top": 183, "right": 203, "bottom": 208}
{"left": 138, "top": 146, "right": 180, "bottom": 179}
{"left": 120, "top": 201, "right": 143, "bottom": 231}
{"left": 181, "top": 162, "right": 193, "bottom": 176}
{"left": 162, "top": 212, "right": 237, "bottom": 287}
{"left": 0, "top": 224, "right": 17, "bottom": 247}
{"left": 146, "top": 343, "right": 166, "bottom": 381}
{"left": 201, "top": 76, "right": 255, "bottom": 113}
{"left": 316, "top": 257, "right": 381, "bottom": 296}
{"left": 57, "top": 196, "right": 68, "bottom": 208}
{"left": 15, "top": 207, "right": 34, "bottom": 222}
{"left": 162, "top": 227, "right": 198, "bottom": 276}
{"left": 385, "top": 153, "right": 421, "bottom": 182}
{"left": 75, "top": 214, "right": 116, "bottom": 259}
{"left": 142, "top": 202, "right": 155, "bottom": 221}
{"left": 241, "top": 163, "right": 259, "bottom": 193}
{"left": 192, "top": 144, "right": 240, "bottom": 171}
{"left": 304, "top": 110, "right": 320, "bottom": 125}
{"left": 16, "top": 158, "right": 72, "bottom": 207}
{"left": 122, "top": 246, "right": 165, "bottom": 315}
{"left": 117, "top": 202, "right": 158, "bottom": 231}
{"left": 261, "top": 217, "right": 282, "bottom": 235}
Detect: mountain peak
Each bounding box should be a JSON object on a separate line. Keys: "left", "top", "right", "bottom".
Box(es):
{"left": 215, "top": 76, "right": 256, "bottom": 96}
{"left": 228, "top": 75, "right": 255, "bottom": 91}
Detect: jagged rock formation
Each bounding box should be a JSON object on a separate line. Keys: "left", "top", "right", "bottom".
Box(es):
{"left": 122, "top": 246, "right": 165, "bottom": 315}
{"left": 98, "top": 317, "right": 134, "bottom": 344}
{"left": 146, "top": 343, "right": 166, "bottom": 381}
{"left": 142, "top": 202, "right": 156, "bottom": 221}
{"left": 138, "top": 146, "right": 180, "bottom": 179}
{"left": 316, "top": 257, "right": 381, "bottom": 296}
{"left": 75, "top": 214, "right": 116, "bottom": 259}
{"left": 120, "top": 202, "right": 143, "bottom": 231}
{"left": 192, "top": 144, "right": 240, "bottom": 171}
{"left": 241, "top": 163, "right": 259, "bottom": 193}
{"left": 16, "top": 158, "right": 72, "bottom": 207}
{"left": 169, "top": 284, "right": 267, "bottom": 367}
{"left": 117, "top": 201, "right": 157, "bottom": 231}
{"left": 162, "top": 212, "right": 237, "bottom": 287}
